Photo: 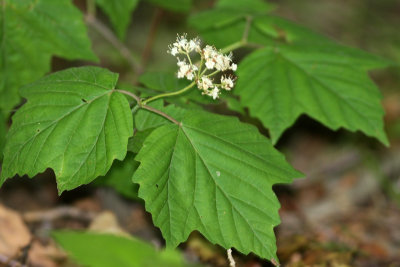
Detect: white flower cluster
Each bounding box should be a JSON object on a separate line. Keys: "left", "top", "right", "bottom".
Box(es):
{"left": 167, "top": 34, "right": 237, "bottom": 100}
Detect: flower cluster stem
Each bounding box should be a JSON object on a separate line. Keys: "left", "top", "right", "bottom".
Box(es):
{"left": 220, "top": 40, "right": 246, "bottom": 54}
{"left": 205, "top": 70, "right": 220, "bottom": 77}
{"left": 142, "top": 81, "right": 196, "bottom": 105}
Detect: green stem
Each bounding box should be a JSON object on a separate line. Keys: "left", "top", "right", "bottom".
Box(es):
{"left": 141, "top": 105, "right": 180, "bottom": 125}
{"left": 220, "top": 40, "right": 246, "bottom": 54}
{"left": 117, "top": 90, "right": 180, "bottom": 124}
{"left": 200, "top": 67, "right": 208, "bottom": 77}
{"left": 142, "top": 81, "right": 196, "bottom": 105}
{"left": 186, "top": 52, "right": 193, "bottom": 66}
{"left": 198, "top": 57, "right": 204, "bottom": 76}
{"left": 206, "top": 70, "right": 220, "bottom": 77}
{"left": 116, "top": 89, "right": 141, "bottom": 103}
{"left": 86, "top": 0, "right": 96, "bottom": 18}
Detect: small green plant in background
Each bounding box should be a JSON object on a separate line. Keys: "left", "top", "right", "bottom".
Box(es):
{"left": 0, "top": 0, "right": 392, "bottom": 265}
{"left": 52, "top": 231, "right": 190, "bottom": 267}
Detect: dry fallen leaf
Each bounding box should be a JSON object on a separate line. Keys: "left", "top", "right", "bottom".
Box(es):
{"left": 28, "top": 240, "right": 67, "bottom": 267}
{"left": 0, "top": 204, "right": 31, "bottom": 257}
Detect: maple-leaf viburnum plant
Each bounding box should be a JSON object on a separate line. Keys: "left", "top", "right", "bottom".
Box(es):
{"left": 0, "top": 0, "right": 391, "bottom": 265}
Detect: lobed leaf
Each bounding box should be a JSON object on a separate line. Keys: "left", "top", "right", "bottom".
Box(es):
{"left": 0, "top": 0, "right": 97, "bottom": 116}
{"left": 0, "top": 67, "right": 133, "bottom": 193}
{"left": 235, "top": 44, "right": 389, "bottom": 144}
{"left": 133, "top": 111, "right": 302, "bottom": 262}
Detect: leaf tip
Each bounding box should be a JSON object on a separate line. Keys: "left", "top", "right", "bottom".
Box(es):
{"left": 293, "top": 169, "right": 305, "bottom": 179}
{"left": 0, "top": 170, "right": 11, "bottom": 188}
{"left": 268, "top": 128, "right": 285, "bottom": 146}
{"left": 56, "top": 184, "right": 67, "bottom": 196}
{"left": 89, "top": 53, "right": 101, "bottom": 64}
{"left": 373, "top": 129, "right": 390, "bottom": 147}
{"left": 379, "top": 135, "right": 390, "bottom": 147}
{"left": 270, "top": 257, "right": 280, "bottom": 266}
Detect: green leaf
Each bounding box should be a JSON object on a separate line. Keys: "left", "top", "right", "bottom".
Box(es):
{"left": 144, "top": 0, "right": 192, "bottom": 13}
{"left": 0, "top": 0, "right": 98, "bottom": 116}
{"left": 94, "top": 153, "right": 139, "bottom": 200}
{"left": 235, "top": 44, "right": 389, "bottom": 145}
{"left": 95, "top": 0, "right": 139, "bottom": 40}
{"left": 0, "top": 67, "right": 133, "bottom": 193}
{"left": 133, "top": 111, "right": 302, "bottom": 262}
{"left": 53, "top": 231, "right": 189, "bottom": 267}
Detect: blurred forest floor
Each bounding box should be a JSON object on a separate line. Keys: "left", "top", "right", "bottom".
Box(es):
{"left": 1, "top": 0, "right": 400, "bottom": 266}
